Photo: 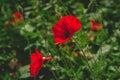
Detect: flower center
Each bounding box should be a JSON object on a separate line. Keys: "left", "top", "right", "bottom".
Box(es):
{"left": 64, "top": 30, "right": 70, "bottom": 38}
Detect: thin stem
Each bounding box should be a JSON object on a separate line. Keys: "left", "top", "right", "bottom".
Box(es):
{"left": 45, "top": 39, "right": 51, "bottom": 56}
{"left": 50, "top": 61, "right": 60, "bottom": 80}
{"left": 65, "top": 48, "right": 79, "bottom": 79}
{"left": 34, "top": 77, "right": 36, "bottom": 80}
{"left": 59, "top": 0, "right": 71, "bottom": 15}
{"left": 44, "top": 39, "right": 60, "bottom": 79}
{"left": 75, "top": 40, "right": 95, "bottom": 80}
{"left": 51, "top": 70, "right": 58, "bottom": 80}
{"left": 86, "top": 0, "right": 97, "bottom": 14}
{"left": 59, "top": 46, "right": 70, "bottom": 68}
{"left": 25, "top": 36, "right": 32, "bottom": 55}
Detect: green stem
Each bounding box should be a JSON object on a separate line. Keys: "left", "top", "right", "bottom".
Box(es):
{"left": 44, "top": 38, "right": 59, "bottom": 78}
{"left": 34, "top": 77, "right": 36, "bottom": 80}
{"left": 51, "top": 69, "right": 58, "bottom": 80}
{"left": 75, "top": 40, "right": 95, "bottom": 80}
{"left": 25, "top": 36, "right": 31, "bottom": 55}
{"left": 51, "top": 61, "right": 59, "bottom": 80}
{"left": 59, "top": 46, "right": 70, "bottom": 68}
{"left": 59, "top": 0, "right": 71, "bottom": 15}
{"left": 45, "top": 39, "right": 51, "bottom": 56}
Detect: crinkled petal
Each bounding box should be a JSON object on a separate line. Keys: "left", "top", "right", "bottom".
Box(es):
{"left": 52, "top": 15, "right": 82, "bottom": 45}
{"left": 30, "top": 62, "right": 42, "bottom": 77}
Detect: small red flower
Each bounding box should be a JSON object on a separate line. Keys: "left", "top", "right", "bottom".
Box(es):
{"left": 90, "top": 20, "right": 102, "bottom": 31}
{"left": 52, "top": 16, "right": 82, "bottom": 45}
{"left": 12, "top": 12, "right": 23, "bottom": 24}
{"left": 29, "top": 49, "right": 53, "bottom": 77}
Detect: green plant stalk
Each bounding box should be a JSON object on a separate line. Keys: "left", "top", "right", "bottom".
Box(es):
{"left": 59, "top": 45, "right": 79, "bottom": 79}
{"left": 75, "top": 40, "right": 96, "bottom": 80}
{"left": 25, "top": 36, "right": 32, "bottom": 55}
{"left": 45, "top": 39, "right": 50, "bottom": 56}
{"left": 59, "top": 0, "right": 71, "bottom": 15}
{"left": 51, "top": 68, "right": 58, "bottom": 80}
{"left": 45, "top": 39, "right": 60, "bottom": 79}
{"left": 34, "top": 77, "right": 36, "bottom": 80}
{"left": 64, "top": 48, "right": 79, "bottom": 79}
{"left": 59, "top": 45, "right": 71, "bottom": 68}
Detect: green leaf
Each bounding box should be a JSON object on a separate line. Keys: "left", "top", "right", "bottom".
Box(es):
{"left": 0, "top": 56, "right": 5, "bottom": 60}
{"left": 19, "top": 65, "right": 30, "bottom": 78}
{"left": 19, "top": 73, "right": 30, "bottom": 79}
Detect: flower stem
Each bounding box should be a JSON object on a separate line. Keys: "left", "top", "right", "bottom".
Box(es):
{"left": 34, "top": 77, "right": 36, "bottom": 80}
{"left": 75, "top": 40, "right": 96, "bottom": 80}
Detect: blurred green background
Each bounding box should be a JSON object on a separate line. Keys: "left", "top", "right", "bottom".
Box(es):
{"left": 0, "top": 0, "right": 120, "bottom": 80}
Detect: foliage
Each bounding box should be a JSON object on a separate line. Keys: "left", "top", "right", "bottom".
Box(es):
{"left": 0, "top": 0, "right": 120, "bottom": 80}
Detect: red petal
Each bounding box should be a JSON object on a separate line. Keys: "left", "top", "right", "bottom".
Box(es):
{"left": 30, "top": 63, "right": 42, "bottom": 77}
{"left": 29, "top": 49, "right": 43, "bottom": 77}
{"left": 90, "top": 20, "right": 95, "bottom": 26}
{"left": 13, "top": 12, "right": 22, "bottom": 19}
{"left": 90, "top": 20, "right": 102, "bottom": 31}
{"left": 30, "top": 52, "right": 42, "bottom": 63}
{"left": 12, "top": 12, "right": 23, "bottom": 24}
{"left": 95, "top": 23, "right": 102, "bottom": 29}
{"left": 63, "top": 16, "right": 82, "bottom": 33}
{"left": 29, "top": 49, "right": 53, "bottom": 77}
{"left": 52, "top": 15, "right": 82, "bottom": 45}
{"left": 91, "top": 26, "right": 97, "bottom": 31}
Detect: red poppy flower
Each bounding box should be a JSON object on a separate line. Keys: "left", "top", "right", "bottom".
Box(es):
{"left": 29, "top": 49, "right": 53, "bottom": 77}
{"left": 12, "top": 12, "right": 23, "bottom": 24}
{"left": 52, "top": 16, "right": 82, "bottom": 45}
{"left": 90, "top": 20, "right": 102, "bottom": 31}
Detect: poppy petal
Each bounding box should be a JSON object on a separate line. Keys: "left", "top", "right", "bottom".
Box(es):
{"left": 52, "top": 15, "right": 82, "bottom": 45}
{"left": 29, "top": 49, "right": 52, "bottom": 77}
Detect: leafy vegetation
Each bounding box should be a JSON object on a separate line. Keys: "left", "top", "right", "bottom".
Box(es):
{"left": 0, "top": 0, "right": 120, "bottom": 80}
